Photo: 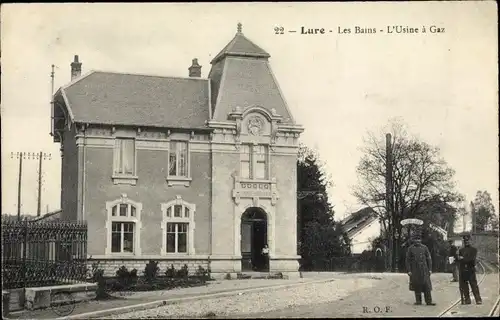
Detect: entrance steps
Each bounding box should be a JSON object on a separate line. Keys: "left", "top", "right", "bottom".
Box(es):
{"left": 237, "top": 272, "right": 284, "bottom": 280}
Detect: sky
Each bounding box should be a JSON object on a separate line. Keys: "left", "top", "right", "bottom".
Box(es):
{"left": 1, "top": 2, "right": 498, "bottom": 221}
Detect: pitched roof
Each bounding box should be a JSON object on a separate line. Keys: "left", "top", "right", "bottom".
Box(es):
{"left": 211, "top": 31, "right": 270, "bottom": 64}
{"left": 341, "top": 207, "right": 378, "bottom": 238}
{"left": 59, "top": 71, "right": 210, "bottom": 129}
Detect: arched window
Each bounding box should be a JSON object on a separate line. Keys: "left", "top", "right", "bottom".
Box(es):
{"left": 105, "top": 194, "right": 142, "bottom": 255}
{"left": 161, "top": 196, "right": 196, "bottom": 255}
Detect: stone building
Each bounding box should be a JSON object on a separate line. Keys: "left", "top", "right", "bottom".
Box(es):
{"left": 51, "top": 24, "right": 304, "bottom": 278}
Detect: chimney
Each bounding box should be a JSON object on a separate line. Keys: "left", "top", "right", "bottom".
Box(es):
{"left": 71, "top": 55, "right": 82, "bottom": 81}
{"left": 188, "top": 58, "right": 201, "bottom": 77}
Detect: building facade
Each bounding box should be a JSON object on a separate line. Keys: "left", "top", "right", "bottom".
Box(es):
{"left": 51, "top": 24, "right": 303, "bottom": 278}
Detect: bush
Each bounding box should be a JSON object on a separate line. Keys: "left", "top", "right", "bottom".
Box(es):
{"left": 194, "top": 265, "right": 210, "bottom": 280}
{"left": 85, "top": 262, "right": 107, "bottom": 300}
{"left": 176, "top": 264, "right": 189, "bottom": 278}
{"left": 165, "top": 264, "right": 176, "bottom": 278}
{"left": 115, "top": 266, "right": 137, "bottom": 287}
{"left": 144, "top": 260, "right": 159, "bottom": 282}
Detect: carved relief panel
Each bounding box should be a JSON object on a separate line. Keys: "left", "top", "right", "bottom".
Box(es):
{"left": 241, "top": 113, "right": 270, "bottom": 137}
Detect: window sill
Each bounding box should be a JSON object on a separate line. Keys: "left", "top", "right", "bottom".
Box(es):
{"left": 164, "top": 253, "right": 191, "bottom": 256}
{"left": 166, "top": 176, "right": 192, "bottom": 187}
{"left": 112, "top": 175, "right": 138, "bottom": 185}
{"left": 108, "top": 252, "right": 136, "bottom": 257}
{"left": 239, "top": 178, "right": 272, "bottom": 183}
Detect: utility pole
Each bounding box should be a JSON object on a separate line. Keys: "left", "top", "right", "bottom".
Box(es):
{"left": 385, "top": 133, "right": 397, "bottom": 272}
{"left": 12, "top": 152, "right": 24, "bottom": 220}
{"left": 11, "top": 151, "right": 52, "bottom": 219}
{"left": 37, "top": 152, "right": 42, "bottom": 216}
{"left": 471, "top": 201, "right": 476, "bottom": 233}
{"left": 462, "top": 210, "right": 466, "bottom": 233}
{"left": 50, "top": 64, "right": 55, "bottom": 137}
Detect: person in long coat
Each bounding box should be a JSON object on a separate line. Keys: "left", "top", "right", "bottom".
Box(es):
{"left": 405, "top": 234, "right": 436, "bottom": 305}
{"left": 458, "top": 235, "right": 482, "bottom": 304}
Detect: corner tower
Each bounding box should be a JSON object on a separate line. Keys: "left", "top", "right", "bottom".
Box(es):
{"left": 207, "top": 23, "right": 303, "bottom": 278}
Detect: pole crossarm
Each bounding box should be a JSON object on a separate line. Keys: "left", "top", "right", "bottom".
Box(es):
{"left": 10, "top": 152, "right": 52, "bottom": 160}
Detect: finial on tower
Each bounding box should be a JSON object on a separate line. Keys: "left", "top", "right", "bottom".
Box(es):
{"left": 237, "top": 22, "right": 242, "bottom": 34}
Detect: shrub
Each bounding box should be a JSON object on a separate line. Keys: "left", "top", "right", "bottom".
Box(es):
{"left": 225, "top": 273, "right": 232, "bottom": 280}
{"left": 144, "top": 260, "right": 159, "bottom": 282}
{"left": 195, "top": 265, "right": 210, "bottom": 280}
{"left": 115, "top": 266, "right": 137, "bottom": 287}
{"left": 130, "top": 268, "right": 138, "bottom": 278}
{"left": 87, "top": 262, "right": 107, "bottom": 300}
{"left": 165, "top": 264, "right": 176, "bottom": 278}
{"left": 176, "top": 264, "right": 189, "bottom": 278}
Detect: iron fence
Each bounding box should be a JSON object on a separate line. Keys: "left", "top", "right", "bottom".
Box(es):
{"left": 1, "top": 218, "right": 88, "bottom": 289}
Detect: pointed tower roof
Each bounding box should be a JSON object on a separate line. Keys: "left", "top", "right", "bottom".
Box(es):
{"left": 208, "top": 23, "right": 297, "bottom": 124}
{"left": 211, "top": 22, "right": 270, "bottom": 64}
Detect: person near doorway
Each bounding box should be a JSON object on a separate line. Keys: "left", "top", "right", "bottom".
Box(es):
{"left": 405, "top": 233, "right": 436, "bottom": 306}
{"left": 261, "top": 244, "right": 270, "bottom": 270}
{"left": 458, "top": 235, "right": 482, "bottom": 305}
{"left": 448, "top": 240, "right": 459, "bottom": 282}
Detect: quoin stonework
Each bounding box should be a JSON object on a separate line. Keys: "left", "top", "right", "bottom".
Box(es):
{"left": 51, "top": 23, "right": 304, "bottom": 278}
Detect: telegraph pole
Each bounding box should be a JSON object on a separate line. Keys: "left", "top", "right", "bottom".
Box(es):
{"left": 16, "top": 153, "right": 23, "bottom": 220}
{"left": 37, "top": 152, "right": 42, "bottom": 216}
{"left": 385, "top": 133, "right": 397, "bottom": 272}
{"left": 50, "top": 64, "right": 55, "bottom": 137}
{"left": 11, "top": 152, "right": 52, "bottom": 219}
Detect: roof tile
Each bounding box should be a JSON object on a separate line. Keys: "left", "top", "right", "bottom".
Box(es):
{"left": 62, "top": 71, "right": 210, "bottom": 128}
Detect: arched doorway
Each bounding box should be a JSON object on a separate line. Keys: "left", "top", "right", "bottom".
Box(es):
{"left": 241, "top": 207, "right": 268, "bottom": 271}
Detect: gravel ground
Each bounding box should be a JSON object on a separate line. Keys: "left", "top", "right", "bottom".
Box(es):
{"left": 108, "top": 277, "right": 378, "bottom": 319}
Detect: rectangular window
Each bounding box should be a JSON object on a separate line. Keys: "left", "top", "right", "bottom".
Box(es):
{"left": 241, "top": 144, "right": 251, "bottom": 179}
{"left": 111, "top": 222, "right": 135, "bottom": 253}
{"left": 240, "top": 144, "right": 268, "bottom": 179}
{"left": 114, "top": 138, "right": 135, "bottom": 175}
{"left": 169, "top": 141, "right": 189, "bottom": 177}
{"left": 255, "top": 145, "right": 268, "bottom": 179}
{"left": 166, "top": 222, "right": 189, "bottom": 254}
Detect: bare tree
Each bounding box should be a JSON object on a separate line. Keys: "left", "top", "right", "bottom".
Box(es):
{"left": 353, "top": 119, "right": 463, "bottom": 235}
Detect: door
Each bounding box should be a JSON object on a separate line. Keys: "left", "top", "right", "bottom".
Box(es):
{"left": 241, "top": 221, "right": 253, "bottom": 271}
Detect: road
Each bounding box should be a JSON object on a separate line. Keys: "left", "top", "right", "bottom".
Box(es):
{"left": 228, "top": 272, "right": 499, "bottom": 319}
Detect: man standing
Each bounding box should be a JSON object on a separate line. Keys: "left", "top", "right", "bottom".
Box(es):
{"left": 448, "top": 240, "right": 459, "bottom": 282}
{"left": 261, "top": 244, "right": 270, "bottom": 270}
{"left": 458, "top": 235, "right": 482, "bottom": 305}
{"left": 405, "top": 234, "right": 436, "bottom": 305}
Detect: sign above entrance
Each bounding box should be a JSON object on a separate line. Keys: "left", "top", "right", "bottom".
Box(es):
{"left": 401, "top": 218, "right": 424, "bottom": 226}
